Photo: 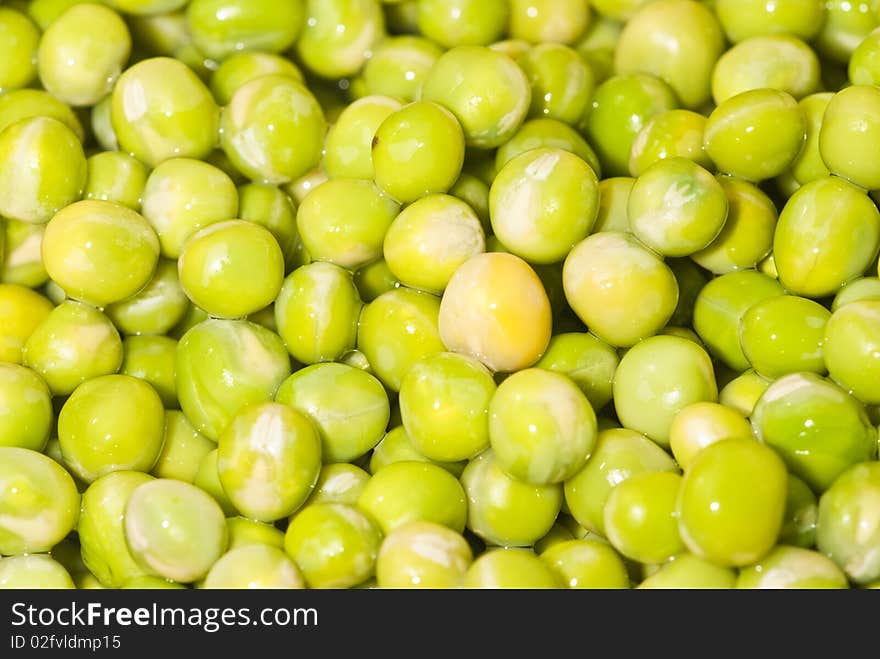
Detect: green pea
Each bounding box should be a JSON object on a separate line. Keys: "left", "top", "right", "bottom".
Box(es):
{"left": 489, "top": 368, "right": 596, "bottom": 485}
{"left": 305, "top": 463, "right": 371, "bottom": 507}
{"left": 77, "top": 471, "right": 154, "bottom": 587}
{"left": 186, "top": 0, "right": 302, "bottom": 61}
{"left": 636, "top": 553, "right": 737, "bottom": 588}
{"left": 751, "top": 373, "right": 877, "bottom": 493}
{"left": 360, "top": 36, "right": 442, "bottom": 102}
{"left": 43, "top": 200, "right": 160, "bottom": 307}
{"left": 296, "top": 178, "right": 399, "bottom": 271}
{"left": 416, "top": 0, "right": 506, "bottom": 47}
{"left": 849, "top": 26, "right": 880, "bottom": 85}
{"left": 816, "top": 461, "right": 880, "bottom": 584}
{"left": 781, "top": 474, "right": 818, "bottom": 549}
{"left": 833, "top": 277, "right": 880, "bottom": 311}
{"left": 563, "top": 232, "right": 678, "bottom": 347}
{"left": 151, "top": 410, "right": 213, "bottom": 483}
{"left": 614, "top": 0, "right": 724, "bottom": 109}
{"left": 628, "top": 158, "right": 728, "bottom": 258}
{"left": 372, "top": 101, "right": 465, "bottom": 205}
{"left": 691, "top": 176, "right": 778, "bottom": 275}
{"left": 715, "top": 0, "right": 825, "bottom": 42}
{"left": 284, "top": 502, "right": 381, "bottom": 588}
{"left": 399, "top": 352, "right": 495, "bottom": 463}
{"left": 210, "top": 52, "right": 302, "bottom": 106}
{"left": 37, "top": 3, "right": 131, "bottom": 107}
{"left": 613, "top": 335, "right": 717, "bottom": 448}
{"left": 592, "top": 177, "right": 635, "bottom": 234}
{"left": 376, "top": 520, "right": 472, "bottom": 588}
{"left": 226, "top": 516, "right": 284, "bottom": 550}
{"left": 193, "top": 449, "right": 238, "bottom": 516}
{"left": 357, "top": 460, "right": 467, "bottom": 534}
{"left": 105, "top": 0, "right": 188, "bottom": 15}
{"left": 601, "top": 471, "right": 684, "bottom": 565}
{"left": 125, "top": 478, "right": 227, "bottom": 583}
{"left": 295, "top": 0, "right": 384, "bottom": 79}
{"left": 585, "top": 74, "right": 678, "bottom": 178}
{"left": 0, "top": 7, "right": 39, "bottom": 94}
{"left": 0, "top": 88, "right": 84, "bottom": 140}
{"left": 462, "top": 449, "right": 562, "bottom": 547}
{"left": 628, "top": 109, "right": 712, "bottom": 178}
{"left": 354, "top": 260, "right": 398, "bottom": 303}
{"left": 359, "top": 287, "right": 445, "bottom": 391}
{"left": 534, "top": 522, "right": 576, "bottom": 555}
{"left": 692, "top": 270, "right": 785, "bottom": 371}
{"left": 201, "top": 543, "right": 304, "bottom": 589}
{"left": 509, "top": 0, "right": 590, "bottom": 44}
{"left": 120, "top": 335, "right": 177, "bottom": 408}
{"left": 823, "top": 301, "right": 880, "bottom": 405}
{"left": 323, "top": 96, "right": 401, "bottom": 181}
{"left": 221, "top": 74, "right": 326, "bottom": 185}
{"left": 175, "top": 319, "right": 291, "bottom": 440}
{"left": 815, "top": 0, "right": 879, "bottom": 64}
{"left": 90, "top": 95, "right": 117, "bottom": 152}
{"left": 539, "top": 539, "right": 631, "bottom": 589}
{"left": 774, "top": 176, "right": 880, "bottom": 298}
{"left": 464, "top": 548, "right": 560, "bottom": 588}
{"left": 519, "top": 43, "right": 594, "bottom": 127}
{"left": 216, "top": 402, "right": 321, "bottom": 522}
{"left": 820, "top": 85, "right": 880, "bottom": 191}
{"left": 274, "top": 262, "right": 361, "bottom": 365}
{"left": 178, "top": 220, "right": 284, "bottom": 319}
{"left": 490, "top": 148, "right": 599, "bottom": 265}
{"left": 717, "top": 370, "right": 769, "bottom": 418}
{"left": 23, "top": 301, "right": 123, "bottom": 396}
{"left": 141, "top": 158, "right": 238, "bottom": 259}
{"left": 111, "top": 57, "right": 219, "bottom": 168}
{"left": 0, "top": 116, "right": 87, "bottom": 225}
{"left": 449, "top": 173, "right": 491, "bottom": 233}
{"left": 0, "top": 554, "right": 74, "bottom": 588}
{"left": 421, "top": 45, "right": 531, "bottom": 149}
{"left": 496, "top": 118, "right": 602, "bottom": 178}
{"left": 737, "top": 545, "right": 849, "bottom": 589}
{"left": 84, "top": 152, "right": 148, "bottom": 211}
{"left": 0, "top": 364, "right": 52, "bottom": 452}
{"left": 440, "top": 252, "right": 552, "bottom": 373}
{"left": 678, "top": 438, "right": 787, "bottom": 567}
{"left": 704, "top": 88, "right": 806, "bottom": 182}
{"left": 739, "top": 295, "right": 830, "bottom": 379}
{"left": 1, "top": 221, "right": 48, "bottom": 289}
{"left": 58, "top": 374, "right": 165, "bottom": 484}
{"left": 668, "top": 401, "right": 753, "bottom": 470}
{"left": 275, "top": 362, "right": 389, "bottom": 463}
{"left": 369, "top": 426, "right": 466, "bottom": 477}
{"left": 533, "top": 333, "right": 618, "bottom": 411}
{"left": 105, "top": 259, "right": 190, "bottom": 336}
{"left": 572, "top": 10, "right": 621, "bottom": 83}
{"left": 237, "top": 183, "right": 305, "bottom": 272}
{"left": 0, "top": 447, "right": 80, "bottom": 555}
{"left": 711, "top": 36, "right": 821, "bottom": 106}
{"left": 384, "top": 194, "right": 483, "bottom": 292}
{"left": 564, "top": 428, "right": 678, "bottom": 535}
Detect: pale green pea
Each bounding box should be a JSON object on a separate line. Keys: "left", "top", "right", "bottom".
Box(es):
{"left": 140, "top": 157, "right": 239, "bottom": 260}
{"left": 0, "top": 554, "right": 74, "bottom": 588}
{"left": 322, "top": 96, "right": 401, "bottom": 181}
{"left": 0, "top": 363, "right": 52, "bottom": 451}
{"left": 175, "top": 319, "right": 292, "bottom": 440}
{"left": 202, "top": 544, "right": 305, "bottom": 589}
{"left": 275, "top": 362, "right": 389, "bottom": 463}
{"left": 105, "top": 259, "right": 190, "bottom": 337}
{"left": 23, "top": 301, "right": 123, "bottom": 397}
{"left": 0, "top": 447, "right": 80, "bottom": 555}
{"left": 0, "top": 116, "right": 87, "bottom": 225}
{"left": 120, "top": 335, "right": 177, "bottom": 408}
{"left": 124, "top": 478, "right": 227, "bottom": 583}
{"left": 151, "top": 410, "right": 213, "bottom": 483}
{"left": 37, "top": 3, "right": 132, "bottom": 107}
{"left": 111, "top": 57, "right": 219, "bottom": 168}
{"left": 464, "top": 549, "right": 561, "bottom": 588}
{"left": 218, "top": 402, "right": 322, "bottom": 522}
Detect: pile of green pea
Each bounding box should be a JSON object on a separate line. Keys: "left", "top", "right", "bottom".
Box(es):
{"left": 2, "top": 0, "right": 880, "bottom": 590}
